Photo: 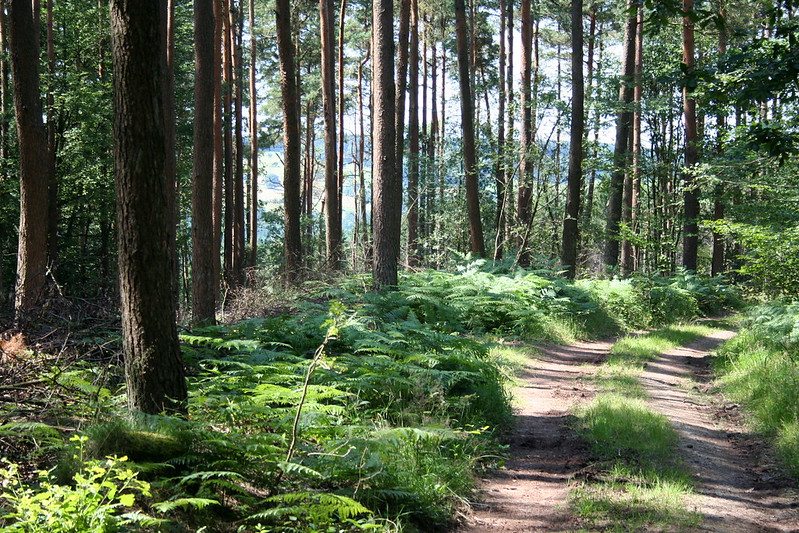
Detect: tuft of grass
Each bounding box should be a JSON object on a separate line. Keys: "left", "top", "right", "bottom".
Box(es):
{"left": 608, "top": 324, "right": 716, "bottom": 366}
{"left": 594, "top": 364, "right": 647, "bottom": 398}
{"left": 570, "top": 475, "right": 700, "bottom": 532}
{"left": 576, "top": 394, "right": 678, "bottom": 463}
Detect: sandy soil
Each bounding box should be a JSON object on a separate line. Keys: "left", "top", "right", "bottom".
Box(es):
{"left": 460, "top": 331, "right": 799, "bottom": 532}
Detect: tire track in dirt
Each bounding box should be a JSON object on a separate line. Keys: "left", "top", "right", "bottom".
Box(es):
{"left": 640, "top": 330, "right": 799, "bottom": 532}
{"left": 461, "top": 331, "right": 799, "bottom": 532}
{"left": 461, "top": 339, "right": 610, "bottom": 532}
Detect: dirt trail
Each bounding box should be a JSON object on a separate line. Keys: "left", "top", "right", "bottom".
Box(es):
{"left": 461, "top": 332, "right": 799, "bottom": 532}
{"left": 640, "top": 330, "right": 799, "bottom": 532}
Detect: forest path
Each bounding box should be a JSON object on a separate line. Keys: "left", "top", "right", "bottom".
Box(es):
{"left": 460, "top": 330, "right": 799, "bottom": 532}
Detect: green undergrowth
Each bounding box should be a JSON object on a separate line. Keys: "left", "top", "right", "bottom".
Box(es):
{"left": 714, "top": 300, "right": 799, "bottom": 477}
{"left": 0, "top": 266, "right": 739, "bottom": 532}
{"left": 571, "top": 324, "right": 723, "bottom": 530}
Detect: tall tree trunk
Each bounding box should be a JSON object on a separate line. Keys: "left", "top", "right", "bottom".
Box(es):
{"left": 681, "top": 0, "right": 699, "bottom": 271}
{"left": 630, "top": 7, "right": 644, "bottom": 272}
{"left": 372, "top": 0, "right": 399, "bottom": 289}
{"left": 602, "top": 0, "right": 637, "bottom": 272}
{"left": 248, "top": 0, "right": 258, "bottom": 269}
{"left": 505, "top": 0, "right": 514, "bottom": 239}
{"left": 407, "top": 0, "right": 420, "bottom": 266}
{"left": 584, "top": 13, "right": 601, "bottom": 228}
{"left": 561, "top": 0, "right": 584, "bottom": 279}
{"left": 233, "top": 5, "right": 245, "bottom": 286}
{"left": 494, "top": 0, "right": 507, "bottom": 260}
{"left": 394, "top": 0, "right": 411, "bottom": 259}
{"left": 276, "top": 0, "right": 302, "bottom": 282}
{"left": 212, "top": 0, "right": 223, "bottom": 302}
{"left": 454, "top": 0, "right": 485, "bottom": 257}
{"left": 0, "top": 2, "right": 5, "bottom": 305}
{"left": 162, "top": 0, "right": 178, "bottom": 306}
{"left": 517, "top": 0, "right": 533, "bottom": 266}
{"left": 319, "top": 0, "right": 340, "bottom": 270}
{"left": 222, "top": 0, "right": 234, "bottom": 290}
{"left": 357, "top": 51, "right": 369, "bottom": 255}
{"left": 711, "top": 2, "right": 727, "bottom": 277}
{"left": 109, "top": 0, "right": 187, "bottom": 415}
{"left": 191, "top": 0, "right": 216, "bottom": 324}
{"left": 9, "top": 0, "right": 50, "bottom": 324}
{"left": 46, "top": 0, "right": 58, "bottom": 274}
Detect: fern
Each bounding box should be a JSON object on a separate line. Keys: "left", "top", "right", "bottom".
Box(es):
{"left": 151, "top": 497, "right": 219, "bottom": 512}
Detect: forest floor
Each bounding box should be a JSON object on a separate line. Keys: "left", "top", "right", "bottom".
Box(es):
{"left": 460, "top": 329, "right": 799, "bottom": 532}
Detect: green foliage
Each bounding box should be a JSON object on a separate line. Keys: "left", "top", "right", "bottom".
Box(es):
{"left": 0, "top": 437, "right": 161, "bottom": 533}
{"left": 711, "top": 221, "right": 799, "bottom": 297}
{"left": 715, "top": 301, "right": 799, "bottom": 476}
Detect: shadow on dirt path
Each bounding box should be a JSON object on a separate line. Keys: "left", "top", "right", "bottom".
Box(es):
{"left": 641, "top": 330, "right": 799, "bottom": 532}
{"left": 460, "top": 331, "right": 799, "bottom": 532}
{"left": 461, "top": 340, "right": 611, "bottom": 532}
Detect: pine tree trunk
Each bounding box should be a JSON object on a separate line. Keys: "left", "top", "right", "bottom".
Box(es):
{"left": 394, "top": 0, "right": 411, "bottom": 260}
{"left": 109, "top": 0, "right": 187, "bottom": 415}
{"left": 212, "top": 0, "right": 223, "bottom": 302}
{"left": 161, "top": 0, "right": 179, "bottom": 307}
{"left": 711, "top": 2, "right": 727, "bottom": 277}
{"left": 682, "top": 0, "right": 699, "bottom": 271}
{"left": 232, "top": 6, "right": 245, "bottom": 286}
{"left": 248, "top": 0, "right": 258, "bottom": 269}
{"left": 561, "top": 0, "right": 584, "bottom": 279}
{"left": 372, "top": 0, "right": 399, "bottom": 289}
{"left": 603, "top": 0, "right": 637, "bottom": 272}
{"left": 222, "top": 0, "right": 234, "bottom": 289}
{"left": 454, "top": 0, "right": 485, "bottom": 257}
{"left": 277, "top": 0, "right": 302, "bottom": 282}
{"left": 494, "top": 0, "right": 507, "bottom": 260}
{"left": 9, "top": 0, "right": 50, "bottom": 324}
{"left": 517, "top": 0, "right": 533, "bottom": 266}
{"left": 46, "top": 0, "right": 59, "bottom": 275}
{"left": 407, "top": 0, "right": 420, "bottom": 267}
{"left": 191, "top": 0, "right": 216, "bottom": 324}
{"left": 320, "top": 0, "right": 340, "bottom": 269}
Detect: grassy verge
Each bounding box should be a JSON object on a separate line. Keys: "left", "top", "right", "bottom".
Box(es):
{"left": 714, "top": 301, "right": 799, "bottom": 477}
{"left": 570, "top": 324, "right": 720, "bottom": 530}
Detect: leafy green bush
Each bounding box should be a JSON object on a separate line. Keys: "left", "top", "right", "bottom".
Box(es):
{"left": 0, "top": 437, "right": 162, "bottom": 533}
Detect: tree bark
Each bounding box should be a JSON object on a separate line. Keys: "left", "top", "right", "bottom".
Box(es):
{"left": 394, "top": 0, "right": 411, "bottom": 256}
{"left": 603, "top": 0, "right": 637, "bottom": 272}
{"left": 517, "top": 0, "right": 533, "bottom": 266}
{"left": 682, "top": 0, "right": 699, "bottom": 271}
{"left": 454, "top": 0, "right": 485, "bottom": 257}
{"left": 46, "top": 0, "right": 59, "bottom": 274}
{"left": 711, "top": 2, "right": 727, "bottom": 277}
{"left": 192, "top": 0, "right": 216, "bottom": 324}
{"left": 248, "top": 0, "right": 258, "bottom": 269}
{"left": 320, "top": 0, "right": 340, "bottom": 270}
{"left": 371, "top": 0, "right": 399, "bottom": 289}
{"left": 407, "top": 0, "right": 420, "bottom": 266}
{"left": 494, "top": 0, "right": 507, "bottom": 260}
{"left": 9, "top": 0, "right": 50, "bottom": 324}
{"left": 212, "top": 0, "right": 223, "bottom": 302}
{"left": 561, "top": 0, "right": 584, "bottom": 279}
{"left": 232, "top": 5, "right": 245, "bottom": 286}
{"left": 276, "top": 0, "right": 302, "bottom": 282}
{"left": 161, "top": 0, "right": 179, "bottom": 307}
{"left": 109, "top": 0, "right": 187, "bottom": 415}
